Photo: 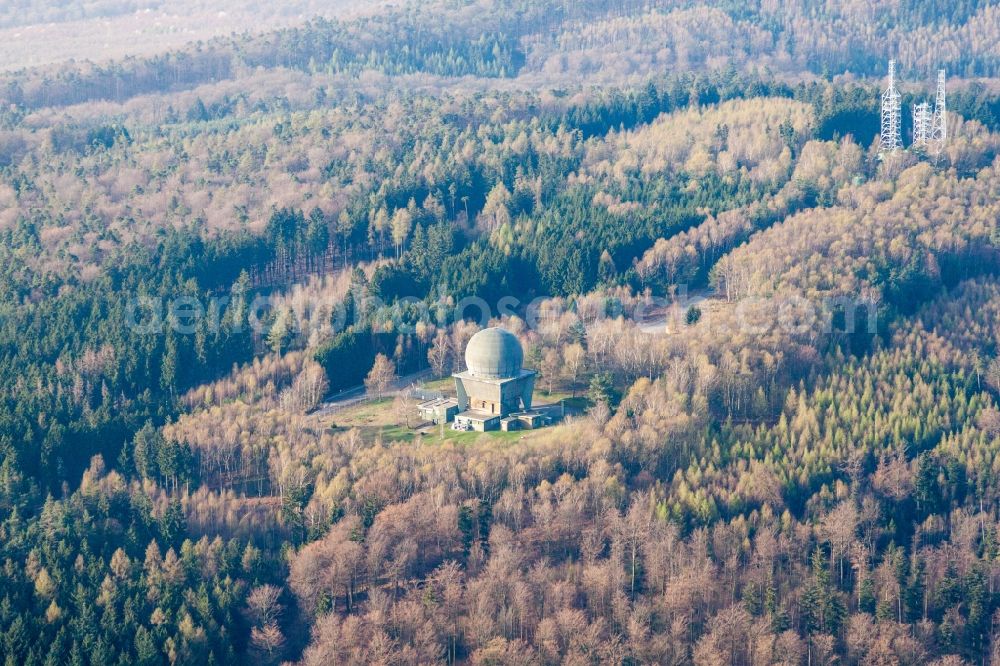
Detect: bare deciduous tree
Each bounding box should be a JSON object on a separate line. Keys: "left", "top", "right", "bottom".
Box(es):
{"left": 393, "top": 387, "right": 415, "bottom": 428}
{"left": 365, "top": 353, "right": 396, "bottom": 401}
{"left": 987, "top": 357, "right": 1000, "bottom": 395}
{"left": 247, "top": 585, "right": 283, "bottom": 627}
{"left": 250, "top": 622, "right": 285, "bottom": 661}
{"left": 428, "top": 330, "right": 452, "bottom": 378}
{"left": 818, "top": 501, "right": 859, "bottom": 585}
{"left": 563, "top": 342, "right": 585, "bottom": 396}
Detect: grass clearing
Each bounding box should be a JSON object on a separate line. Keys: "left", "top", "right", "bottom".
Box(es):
{"left": 323, "top": 392, "right": 566, "bottom": 447}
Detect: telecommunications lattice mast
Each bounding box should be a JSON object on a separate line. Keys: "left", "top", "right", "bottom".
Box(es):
{"left": 930, "top": 69, "right": 947, "bottom": 155}
{"left": 879, "top": 59, "right": 902, "bottom": 155}
{"left": 912, "top": 102, "right": 932, "bottom": 147}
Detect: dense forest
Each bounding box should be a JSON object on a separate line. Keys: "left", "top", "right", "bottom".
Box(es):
{"left": 1, "top": 0, "right": 1000, "bottom": 664}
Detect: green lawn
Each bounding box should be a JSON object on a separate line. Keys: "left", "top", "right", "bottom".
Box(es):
{"left": 374, "top": 423, "right": 418, "bottom": 443}
{"left": 420, "top": 376, "right": 455, "bottom": 393}
{"left": 531, "top": 392, "right": 590, "bottom": 417}
{"left": 329, "top": 397, "right": 392, "bottom": 423}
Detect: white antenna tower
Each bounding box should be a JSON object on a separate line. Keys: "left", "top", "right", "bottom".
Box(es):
{"left": 912, "top": 102, "right": 932, "bottom": 147}
{"left": 879, "top": 59, "right": 902, "bottom": 155}
{"left": 931, "top": 69, "right": 947, "bottom": 154}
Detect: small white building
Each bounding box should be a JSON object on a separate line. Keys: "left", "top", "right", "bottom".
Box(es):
{"left": 417, "top": 397, "right": 459, "bottom": 424}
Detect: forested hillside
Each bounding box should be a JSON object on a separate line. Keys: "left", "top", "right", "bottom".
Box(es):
{"left": 1, "top": 0, "right": 1000, "bottom": 664}
{"left": 0, "top": 0, "right": 386, "bottom": 71}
